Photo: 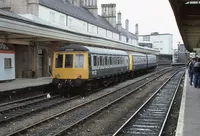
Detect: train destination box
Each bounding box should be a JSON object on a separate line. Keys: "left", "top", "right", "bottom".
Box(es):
{"left": 0, "top": 43, "right": 15, "bottom": 81}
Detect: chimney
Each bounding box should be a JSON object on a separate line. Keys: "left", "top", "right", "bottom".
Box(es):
{"left": 125, "top": 19, "right": 129, "bottom": 31}
{"left": 135, "top": 24, "right": 139, "bottom": 35}
{"left": 101, "top": 3, "right": 116, "bottom": 27}
{"left": 117, "top": 12, "right": 122, "bottom": 25}
{"left": 84, "top": 0, "right": 98, "bottom": 17}
{"left": 27, "top": 0, "right": 39, "bottom": 16}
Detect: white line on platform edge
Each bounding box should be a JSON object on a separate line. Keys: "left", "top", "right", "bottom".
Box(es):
{"left": 175, "top": 70, "right": 188, "bottom": 136}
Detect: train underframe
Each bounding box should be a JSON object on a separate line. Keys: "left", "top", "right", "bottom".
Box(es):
{"left": 52, "top": 67, "right": 156, "bottom": 96}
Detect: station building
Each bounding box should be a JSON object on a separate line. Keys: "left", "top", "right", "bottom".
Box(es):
{"left": 0, "top": 0, "right": 139, "bottom": 79}
{"left": 138, "top": 32, "right": 173, "bottom": 64}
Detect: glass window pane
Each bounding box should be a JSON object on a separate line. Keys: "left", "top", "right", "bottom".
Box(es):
{"left": 56, "top": 54, "right": 63, "bottom": 68}
{"left": 65, "top": 54, "right": 73, "bottom": 68}
{"left": 100, "top": 56, "right": 103, "bottom": 66}
{"left": 4, "top": 58, "right": 12, "bottom": 68}
{"left": 93, "top": 56, "right": 97, "bottom": 66}
{"left": 75, "top": 54, "right": 84, "bottom": 68}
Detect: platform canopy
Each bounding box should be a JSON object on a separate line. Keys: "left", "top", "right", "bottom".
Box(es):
{"left": 169, "top": 0, "right": 200, "bottom": 53}
{"left": 0, "top": 10, "right": 160, "bottom": 55}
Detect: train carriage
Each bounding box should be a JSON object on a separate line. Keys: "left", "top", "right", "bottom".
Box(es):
{"left": 52, "top": 44, "right": 158, "bottom": 94}
{"left": 147, "top": 54, "right": 158, "bottom": 70}
{"left": 52, "top": 44, "right": 129, "bottom": 91}
{"left": 129, "top": 53, "right": 148, "bottom": 74}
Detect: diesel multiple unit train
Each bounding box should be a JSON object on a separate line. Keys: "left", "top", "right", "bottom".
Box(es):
{"left": 52, "top": 44, "right": 157, "bottom": 93}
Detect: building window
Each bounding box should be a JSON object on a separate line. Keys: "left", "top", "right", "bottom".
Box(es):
{"left": 59, "top": 15, "right": 65, "bottom": 25}
{"left": 50, "top": 11, "right": 55, "bottom": 22}
{"left": 66, "top": 16, "right": 68, "bottom": 26}
{"left": 119, "top": 35, "right": 122, "bottom": 41}
{"left": 143, "top": 36, "right": 150, "bottom": 41}
{"left": 4, "top": 58, "right": 12, "bottom": 68}
{"left": 126, "top": 37, "right": 129, "bottom": 43}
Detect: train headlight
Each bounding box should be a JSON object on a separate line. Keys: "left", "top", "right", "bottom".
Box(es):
{"left": 77, "top": 74, "right": 82, "bottom": 79}
{"left": 56, "top": 74, "right": 60, "bottom": 78}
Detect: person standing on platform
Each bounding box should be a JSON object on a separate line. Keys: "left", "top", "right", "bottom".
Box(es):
{"left": 188, "top": 58, "right": 195, "bottom": 85}
{"left": 193, "top": 57, "right": 200, "bottom": 88}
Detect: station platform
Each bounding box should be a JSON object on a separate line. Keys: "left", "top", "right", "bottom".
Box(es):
{"left": 0, "top": 77, "right": 52, "bottom": 92}
{"left": 176, "top": 71, "right": 200, "bottom": 136}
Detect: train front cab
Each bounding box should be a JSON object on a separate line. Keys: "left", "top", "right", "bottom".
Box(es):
{"left": 52, "top": 51, "right": 89, "bottom": 87}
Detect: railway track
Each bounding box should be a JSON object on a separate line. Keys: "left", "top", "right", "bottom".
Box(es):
{"left": 0, "top": 94, "right": 79, "bottom": 124}
{"left": 3, "top": 68, "right": 174, "bottom": 136}
{"left": 112, "top": 69, "right": 185, "bottom": 136}
{"left": 0, "top": 93, "right": 50, "bottom": 107}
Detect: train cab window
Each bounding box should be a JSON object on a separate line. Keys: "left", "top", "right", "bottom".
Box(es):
{"left": 75, "top": 54, "right": 84, "bottom": 68}
{"left": 65, "top": 54, "right": 73, "bottom": 68}
{"left": 93, "top": 56, "right": 97, "bottom": 66}
{"left": 56, "top": 54, "right": 63, "bottom": 68}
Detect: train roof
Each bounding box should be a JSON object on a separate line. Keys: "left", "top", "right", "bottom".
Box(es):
{"left": 56, "top": 44, "right": 128, "bottom": 55}
{"left": 130, "top": 52, "right": 147, "bottom": 56}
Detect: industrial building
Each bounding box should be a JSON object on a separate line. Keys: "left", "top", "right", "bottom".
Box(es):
{"left": 138, "top": 32, "right": 173, "bottom": 55}
{"left": 138, "top": 32, "right": 173, "bottom": 64}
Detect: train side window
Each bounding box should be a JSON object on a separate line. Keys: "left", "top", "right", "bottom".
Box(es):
{"left": 65, "top": 54, "right": 73, "bottom": 68}
{"left": 56, "top": 54, "right": 63, "bottom": 68}
{"left": 75, "top": 54, "right": 83, "bottom": 68}
{"left": 93, "top": 56, "right": 97, "bottom": 66}
{"left": 102, "top": 57, "right": 105, "bottom": 66}
{"left": 100, "top": 56, "right": 103, "bottom": 66}
{"left": 97, "top": 56, "right": 100, "bottom": 66}
{"left": 113, "top": 57, "right": 115, "bottom": 65}
{"left": 105, "top": 56, "right": 107, "bottom": 65}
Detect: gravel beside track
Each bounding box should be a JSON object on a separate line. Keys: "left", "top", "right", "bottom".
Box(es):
{"left": 63, "top": 69, "right": 177, "bottom": 136}
{"left": 9, "top": 68, "right": 172, "bottom": 136}
{"left": 0, "top": 68, "right": 171, "bottom": 136}
{"left": 0, "top": 93, "right": 48, "bottom": 107}
{"left": 0, "top": 95, "right": 61, "bottom": 123}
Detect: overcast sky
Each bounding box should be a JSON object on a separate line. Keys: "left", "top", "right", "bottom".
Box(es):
{"left": 98, "top": 0, "right": 182, "bottom": 49}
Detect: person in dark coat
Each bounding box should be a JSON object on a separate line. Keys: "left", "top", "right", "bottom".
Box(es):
{"left": 188, "top": 58, "right": 196, "bottom": 85}
{"left": 193, "top": 57, "right": 200, "bottom": 88}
